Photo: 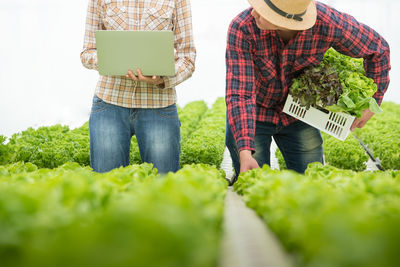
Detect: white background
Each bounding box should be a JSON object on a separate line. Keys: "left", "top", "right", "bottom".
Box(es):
{"left": 0, "top": 0, "right": 399, "bottom": 138}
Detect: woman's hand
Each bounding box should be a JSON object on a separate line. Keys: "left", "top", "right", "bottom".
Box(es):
{"left": 126, "top": 69, "right": 164, "bottom": 87}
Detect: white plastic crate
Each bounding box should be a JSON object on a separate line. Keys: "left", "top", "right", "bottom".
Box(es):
{"left": 283, "top": 95, "right": 355, "bottom": 141}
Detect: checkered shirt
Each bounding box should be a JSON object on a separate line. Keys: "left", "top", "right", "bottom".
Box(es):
{"left": 81, "top": 0, "right": 196, "bottom": 108}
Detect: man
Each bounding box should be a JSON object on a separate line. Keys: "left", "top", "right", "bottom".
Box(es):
{"left": 81, "top": 0, "right": 196, "bottom": 173}
{"left": 225, "top": 0, "right": 390, "bottom": 182}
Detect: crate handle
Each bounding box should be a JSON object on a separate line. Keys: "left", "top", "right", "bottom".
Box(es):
{"left": 315, "top": 105, "right": 329, "bottom": 114}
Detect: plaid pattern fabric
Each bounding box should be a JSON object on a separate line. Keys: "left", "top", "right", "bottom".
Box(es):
{"left": 226, "top": 2, "right": 390, "bottom": 152}
{"left": 81, "top": 0, "right": 196, "bottom": 108}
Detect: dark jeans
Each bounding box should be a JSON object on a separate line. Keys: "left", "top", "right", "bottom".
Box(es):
{"left": 89, "top": 95, "right": 180, "bottom": 174}
{"left": 226, "top": 119, "right": 324, "bottom": 179}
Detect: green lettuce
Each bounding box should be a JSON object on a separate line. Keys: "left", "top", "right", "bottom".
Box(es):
{"left": 290, "top": 48, "right": 382, "bottom": 118}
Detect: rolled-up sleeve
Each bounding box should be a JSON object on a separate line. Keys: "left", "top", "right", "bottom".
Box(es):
{"left": 332, "top": 11, "right": 391, "bottom": 105}
{"left": 162, "top": 0, "right": 196, "bottom": 89}
{"left": 80, "top": 0, "right": 102, "bottom": 70}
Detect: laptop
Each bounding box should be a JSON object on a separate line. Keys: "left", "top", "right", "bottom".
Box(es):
{"left": 95, "top": 30, "right": 175, "bottom": 76}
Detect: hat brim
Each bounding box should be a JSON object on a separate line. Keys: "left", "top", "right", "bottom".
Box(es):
{"left": 248, "top": 0, "right": 317, "bottom": 30}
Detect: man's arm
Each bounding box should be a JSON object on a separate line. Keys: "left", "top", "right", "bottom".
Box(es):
{"left": 80, "top": 0, "right": 102, "bottom": 70}
{"left": 162, "top": 0, "right": 196, "bottom": 89}
{"left": 329, "top": 8, "right": 390, "bottom": 129}
{"left": 225, "top": 15, "right": 258, "bottom": 172}
{"left": 331, "top": 11, "right": 390, "bottom": 105}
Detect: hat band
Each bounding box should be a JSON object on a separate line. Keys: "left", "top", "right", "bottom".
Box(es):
{"left": 263, "top": 0, "right": 307, "bottom": 21}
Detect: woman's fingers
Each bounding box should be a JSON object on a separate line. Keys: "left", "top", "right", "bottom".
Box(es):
{"left": 126, "top": 70, "right": 138, "bottom": 80}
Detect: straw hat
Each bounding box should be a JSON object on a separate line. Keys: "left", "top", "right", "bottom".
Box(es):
{"left": 248, "top": 0, "right": 317, "bottom": 30}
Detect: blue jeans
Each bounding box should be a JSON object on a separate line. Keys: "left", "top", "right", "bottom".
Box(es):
{"left": 89, "top": 95, "right": 180, "bottom": 174}
{"left": 226, "top": 119, "right": 323, "bottom": 178}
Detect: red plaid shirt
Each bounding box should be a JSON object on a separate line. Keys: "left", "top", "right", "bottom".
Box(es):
{"left": 226, "top": 2, "right": 390, "bottom": 152}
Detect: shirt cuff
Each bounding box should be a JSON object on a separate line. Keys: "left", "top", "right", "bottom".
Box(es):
{"left": 236, "top": 136, "right": 255, "bottom": 153}
{"left": 373, "top": 93, "right": 384, "bottom": 106}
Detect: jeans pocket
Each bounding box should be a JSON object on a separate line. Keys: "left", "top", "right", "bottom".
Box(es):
{"left": 154, "top": 104, "right": 178, "bottom": 119}
{"left": 91, "top": 95, "right": 109, "bottom": 114}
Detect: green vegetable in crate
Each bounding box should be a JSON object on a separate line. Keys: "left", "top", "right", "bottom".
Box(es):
{"left": 290, "top": 48, "right": 382, "bottom": 118}
{"left": 290, "top": 63, "right": 343, "bottom": 109}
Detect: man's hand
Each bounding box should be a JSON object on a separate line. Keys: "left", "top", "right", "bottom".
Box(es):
{"left": 350, "top": 108, "right": 374, "bottom": 131}
{"left": 126, "top": 69, "right": 164, "bottom": 87}
{"left": 239, "top": 150, "right": 260, "bottom": 173}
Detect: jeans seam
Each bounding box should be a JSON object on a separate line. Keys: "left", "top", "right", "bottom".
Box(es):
{"left": 154, "top": 111, "right": 178, "bottom": 119}
{"left": 91, "top": 104, "right": 109, "bottom": 114}
{"left": 153, "top": 105, "right": 178, "bottom": 119}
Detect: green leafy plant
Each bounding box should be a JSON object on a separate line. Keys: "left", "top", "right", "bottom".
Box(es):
{"left": 234, "top": 163, "right": 400, "bottom": 267}
{"left": 322, "top": 132, "right": 368, "bottom": 171}
{"left": 291, "top": 64, "right": 343, "bottom": 109}
{"left": 181, "top": 98, "right": 226, "bottom": 167}
{"left": 290, "top": 48, "right": 382, "bottom": 118}
{"left": 0, "top": 163, "right": 227, "bottom": 267}
{"left": 354, "top": 101, "right": 400, "bottom": 170}
{"left": 7, "top": 123, "right": 90, "bottom": 168}
{"left": 0, "top": 135, "right": 11, "bottom": 165}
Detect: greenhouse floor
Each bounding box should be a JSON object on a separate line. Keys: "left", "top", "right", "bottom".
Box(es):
{"left": 219, "top": 145, "right": 293, "bottom": 267}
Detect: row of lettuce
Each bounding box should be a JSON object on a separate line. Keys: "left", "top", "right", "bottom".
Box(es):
{"left": 0, "top": 162, "right": 227, "bottom": 267}
{"left": 0, "top": 98, "right": 228, "bottom": 266}
{"left": 2, "top": 99, "right": 398, "bottom": 173}
{"left": 1, "top": 98, "right": 398, "bottom": 172}
{"left": 276, "top": 101, "right": 400, "bottom": 171}
{"left": 234, "top": 163, "right": 400, "bottom": 267}
{"left": 354, "top": 101, "right": 400, "bottom": 170}
{"left": 0, "top": 98, "right": 226, "bottom": 169}
{"left": 1, "top": 98, "right": 399, "bottom": 267}
{"left": 2, "top": 156, "right": 399, "bottom": 266}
